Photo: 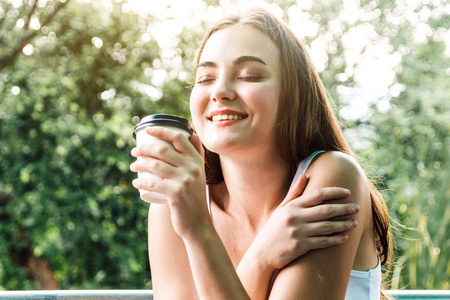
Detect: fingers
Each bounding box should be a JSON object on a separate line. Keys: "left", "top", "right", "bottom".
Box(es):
{"left": 300, "top": 220, "right": 357, "bottom": 252}
{"left": 131, "top": 128, "right": 202, "bottom": 170}
{"left": 298, "top": 187, "right": 351, "bottom": 208}
{"left": 131, "top": 176, "right": 184, "bottom": 200}
{"left": 305, "top": 219, "right": 358, "bottom": 237}
{"left": 302, "top": 203, "right": 360, "bottom": 222}
{"left": 129, "top": 128, "right": 206, "bottom": 202}
{"left": 132, "top": 176, "right": 164, "bottom": 194}
{"left": 306, "top": 234, "right": 349, "bottom": 250}
{"left": 144, "top": 126, "right": 198, "bottom": 157}
{"left": 130, "top": 156, "right": 177, "bottom": 179}
{"left": 280, "top": 174, "right": 309, "bottom": 206}
{"left": 132, "top": 142, "right": 182, "bottom": 166}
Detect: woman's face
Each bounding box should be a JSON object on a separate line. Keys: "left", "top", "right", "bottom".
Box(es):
{"left": 190, "top": 25, "right": 282, "bottom": 157}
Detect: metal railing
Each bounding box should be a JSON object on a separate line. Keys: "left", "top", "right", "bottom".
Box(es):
{"left": 0, "top": 290, "right": 151, "bottom": 299}
{"left": 0, "top": 290, "right": 449, "bottom": 299}
{"left": 389, "top": 290, "right": 450, "bottom": 299}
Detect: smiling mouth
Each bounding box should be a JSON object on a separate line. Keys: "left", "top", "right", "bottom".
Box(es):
{"left": 210, "top": 114, "right": 247, "bottom": 122}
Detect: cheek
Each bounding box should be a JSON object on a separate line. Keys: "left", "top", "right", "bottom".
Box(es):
{"left": 247, "top": 85, "right": 280, "bottom": 117}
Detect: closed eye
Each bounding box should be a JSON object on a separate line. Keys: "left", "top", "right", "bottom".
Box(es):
{"left": 196, "top": 78, "right": 215, "bottom": 85}
{"left": 238, "top": 76, "right": 263, "bottom": 82}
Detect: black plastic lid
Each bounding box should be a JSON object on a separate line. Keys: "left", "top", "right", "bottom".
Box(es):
{"left": 133, "top": 114, "right": 193, "bottom": 139}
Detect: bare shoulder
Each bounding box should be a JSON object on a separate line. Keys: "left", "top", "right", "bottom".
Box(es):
{"left": 308, "top": 151, "right": 366, "bottom": 178}
{"left": 305, "top": 151, "right": 370, "bottom": 206}
{"left": 304, "top": 151, "right": 373, "bottom": 232}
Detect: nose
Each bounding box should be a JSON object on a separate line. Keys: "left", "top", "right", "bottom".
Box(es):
{"left": 210, "top": 76, "right": 236, "bottom": 102}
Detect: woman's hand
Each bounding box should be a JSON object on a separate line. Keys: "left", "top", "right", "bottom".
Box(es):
{"left": 242, "top": 174, "right": 359, "bottom": 272}
{"left": 130, "top": 126, "right": 210, "bottom": 240}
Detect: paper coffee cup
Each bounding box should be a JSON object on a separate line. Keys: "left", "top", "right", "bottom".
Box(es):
{"left": 133, "top": 114, "right": 193, "bottom": 204}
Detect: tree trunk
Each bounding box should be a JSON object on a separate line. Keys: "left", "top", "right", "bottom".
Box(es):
{"left": 27, "top": 255, "right": 60, "bottom": 290}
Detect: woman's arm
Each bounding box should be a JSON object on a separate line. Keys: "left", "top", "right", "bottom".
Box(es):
{"left": 236, "top": 174, "right": 360, "bottom": 299}
{"left": 132, "top": 127, "right": 251, "bottom": 300}
{"left": 148, "top": 204, "right": 199, "bottom": 299}
{"left": 268, "top": 151, "right": 373, "bottom": 299}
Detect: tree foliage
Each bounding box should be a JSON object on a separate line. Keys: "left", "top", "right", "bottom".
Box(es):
{"left": 0, "top": 0, "right": 448, "bottom": 290}
{"left": 0, "top": 0, "right": 191, "bottom": 289}
{"left": 366, "top": 2, "right": 449, "bottom": 289}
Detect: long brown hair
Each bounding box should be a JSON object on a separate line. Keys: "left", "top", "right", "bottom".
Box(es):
{"left": 193, "top": 6, "right": 392, "bottom": 285}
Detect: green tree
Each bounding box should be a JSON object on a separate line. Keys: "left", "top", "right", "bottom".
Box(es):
{"left": 365, "top": 1, "right": 450, "bottom": 289}
{"left": 0, "top": 0, "right": 191, "bottom": 289}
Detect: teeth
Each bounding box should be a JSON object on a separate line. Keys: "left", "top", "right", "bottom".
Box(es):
{"left": 211, "top": 114, "right": 244, "bottom": 121}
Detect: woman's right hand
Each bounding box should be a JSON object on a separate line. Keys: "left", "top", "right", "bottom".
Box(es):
{"left": 242, "top": 174, "right": 359, "bottom": 272}
{"left": 130, "top": 126, "right": 211, "bottom": 241}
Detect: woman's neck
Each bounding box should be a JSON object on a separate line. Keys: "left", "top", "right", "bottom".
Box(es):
{"left": 214, "top": 151, "right": 292, "bottom": 230}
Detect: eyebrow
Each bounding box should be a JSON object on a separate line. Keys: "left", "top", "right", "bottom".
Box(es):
{"left": 196, "top": 55, "right": 267, "bottom": 70}
{"left": 233, "top": 55, "right": 267, "bottom": 66}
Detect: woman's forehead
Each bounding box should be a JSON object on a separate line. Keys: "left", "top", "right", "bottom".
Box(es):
{"left": 199, "top": 25, "right": 280, "bottom": 67}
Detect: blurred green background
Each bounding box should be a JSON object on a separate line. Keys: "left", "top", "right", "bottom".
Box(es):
{"left": 0, "top": 0, "right": 448, "bottom": 291}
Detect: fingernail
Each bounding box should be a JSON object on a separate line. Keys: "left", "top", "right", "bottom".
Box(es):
{"left": 343, "top": 188, "right": 351, "bottom": 195}
{"left": 130, "top": 162, "right": 136, "bottom": 171}
{"left": 351, "top": 220, "right": 358, "bottom": 228}
{"left": 132, "top": 179, "right": 139, "bottom": 187}
{"left": 353, "top": 204, "right": 360, "bottom": 213}
{"left": 131, "top": 148, "right": 138, "bottom": 156}
{"left": 341, "top": 234, "right": 348, "bottom": 242}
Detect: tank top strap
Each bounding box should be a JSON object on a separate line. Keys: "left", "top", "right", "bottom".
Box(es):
{"left": 289, "top": 150, "right": 326, "bottom": 190}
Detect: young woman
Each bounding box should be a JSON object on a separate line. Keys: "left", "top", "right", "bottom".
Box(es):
{"left": 130, "top": 8, "right": 392, "bottom": 300}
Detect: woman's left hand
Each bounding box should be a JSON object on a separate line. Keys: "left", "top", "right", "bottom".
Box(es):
{"left": 130, "top": 126, "right": 211, "bottom": 240}
{"left": 239, "top": 174, "right": 358, "bottom": 273}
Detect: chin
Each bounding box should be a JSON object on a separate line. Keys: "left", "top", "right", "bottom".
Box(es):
{"left": 203, "top": 138, "right": 243, "bottom": 155}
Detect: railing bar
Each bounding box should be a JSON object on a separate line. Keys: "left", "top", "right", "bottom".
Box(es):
{"left": 0, "top": 290, "right": 449, "bottom": 300}
{"left": 0, "top": 290, "right": 153, "bottom": 300}
{"left": 390, "top": 290, "right": 450, "bottom": 294}
{"left": 388, "top": 290, "right": 450, "bottom": 300}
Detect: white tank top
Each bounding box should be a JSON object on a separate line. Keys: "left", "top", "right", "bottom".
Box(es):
{"left": 206, "top": 150, "right": 381, "bottom": 299}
